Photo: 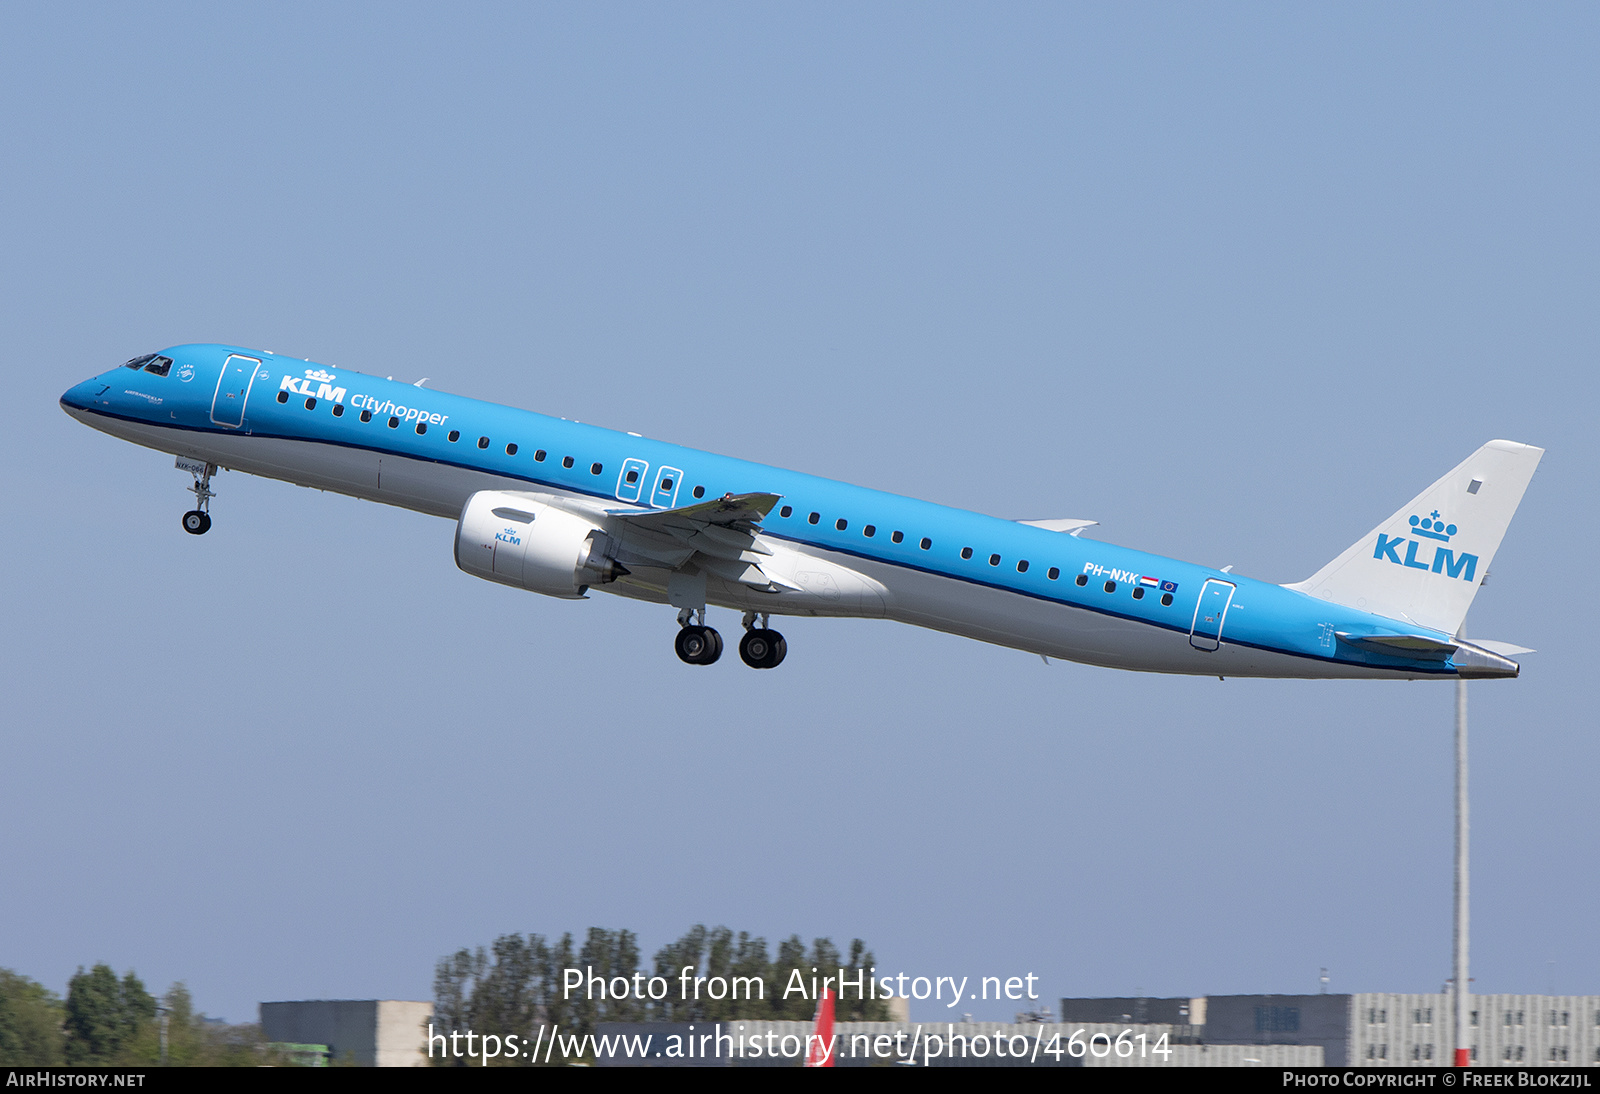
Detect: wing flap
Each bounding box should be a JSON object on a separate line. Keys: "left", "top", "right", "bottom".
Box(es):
{"left": 605, "top": 492, "right": 788, "bottom": 591}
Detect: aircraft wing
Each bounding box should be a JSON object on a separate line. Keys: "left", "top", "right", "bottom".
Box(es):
{"left": 604, "top": 492, "right": 800, "bottom": 591}
{"left": 1016, "top": 518, "right": 1098, "bottom": 535}
{"left": 606, "top": 491, "right": 780, "bottom": 535}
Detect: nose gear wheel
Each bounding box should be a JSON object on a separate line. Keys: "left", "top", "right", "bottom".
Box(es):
{"left": 182, "top": 461, "right": 216, "bottom": 534}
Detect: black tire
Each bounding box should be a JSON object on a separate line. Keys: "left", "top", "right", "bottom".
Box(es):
{"left": 740, "top": 628, "right": 787, "bottom": 669}
{"left": 182, "top": 510, "right": 211, "bottom": 535}
{"left": 675, "top": 625, "right": 720, "bottom": 665}
{"left": 740, "top": 629, "right": 770, "bottom": 668}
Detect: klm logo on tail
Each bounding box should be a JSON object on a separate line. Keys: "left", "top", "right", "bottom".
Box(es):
{"left": 1373, "top": 511, "right": 1477, "bottom": 581}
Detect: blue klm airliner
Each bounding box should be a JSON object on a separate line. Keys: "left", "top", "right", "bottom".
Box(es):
{"left": 62, "top": 345, "right": 1542, "bottom": 676}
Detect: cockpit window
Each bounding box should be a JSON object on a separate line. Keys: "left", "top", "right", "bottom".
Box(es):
{"left": 124, "top": 354, "right": 157, "bottom": 370}
{"left": 142, "top": 356, "right": 173, "bottom": 377}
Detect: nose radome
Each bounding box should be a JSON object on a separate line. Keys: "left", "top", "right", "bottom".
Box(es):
{"left": 60, "top": 378, "right": 103, "bottom": 412}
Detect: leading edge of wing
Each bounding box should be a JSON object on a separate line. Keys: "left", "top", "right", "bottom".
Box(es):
{"left": 605, "top": 491, "right": 782, "bottom": 533}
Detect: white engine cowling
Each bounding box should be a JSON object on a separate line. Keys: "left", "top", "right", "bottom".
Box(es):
{"left": 454, "top": 490, "right": 627, "bottom": 599}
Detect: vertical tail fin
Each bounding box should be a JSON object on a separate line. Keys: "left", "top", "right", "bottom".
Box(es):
{"left": 805, "top": 988, "right": 836, "bottom": 1067}
{"left": 1286, "top": 440, "right": 1543, "bottom": 635}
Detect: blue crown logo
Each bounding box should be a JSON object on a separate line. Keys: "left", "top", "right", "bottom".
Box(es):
{"left": 1408, "top": 510, "right": 1457, "bottom": 542}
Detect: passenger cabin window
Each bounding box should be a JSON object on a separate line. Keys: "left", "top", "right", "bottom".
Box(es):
{"left": 416, "top": 422, "right": 427, "bottom": 435}
{"left": 332, "top": 404, "right": 344, "bottom": 417}
{"left": 447, "top": 429, "right": 459, "bottom": 442}
{"left": 1017, "top": 560, "right": 1029, "bottom": 573}
{"left": 808, "top": 512, "right": 820, "bottom": 525}
{"left": 693, "top": 485, "right": 705, "bottom": 498}
{"left": 387, "top": 416, "right": 399, "bottom": 428}
{"left": 477, "top": 436, "right": 490, "bottom": 449}
{"left": 891, "top": 531, "right": 904, "bottom": 543}
{"left": 1104, "top": 580, "right": 1116, "bottom": 593}
{"left": 562, "top": 456, "right": 574, "bottom": 469}
{"left": 143, "top": 356, "right": 173, "bottom": 377}
{"left": 591, "top": 462, "right": 603, "bottom": 475}
{"left": 534, "top": 450, "right": 546, "bottom": 461}
{"left": 919, "top": 537, "right": 932, "bottom": 550}
{"left": 506, "top": 443, "right": 518, "bottom": 455}
{"left": 626, "top": 470, "right": 639, "bottom": 484}
{"left": 961, "top": 547, "right": 973, "bottom": 559}
{"left": 989, "top": 554, "right": 1001, "bottom": 566}
{"left": 360, "top": 410, "right": 372, "bottom": 423}
{"left": 779, "top": 506, "right": 793, "bottom": 518}
{"left": 1047, "top": 567, "right": 1060, "bottom": 580}
{"left": 1075, "top": 574, "right": 1088, "bottom": 586}
{"left": 864, "top": 525, "right": 876, "bottom": 537}
{"left": 836, "top": 518, "right": 848, "bottom": 531}
{"left": 277, "top": 391, "right": 289, "bottom": 404}
{"left": 1161, "top": 593, "right": 1173, "bottom": 606}
{"left": 1132, "top": 585, "right": 1144, "bottom": 599}
{"left": 305, "top": 397, "right": 317, "bottom": 410}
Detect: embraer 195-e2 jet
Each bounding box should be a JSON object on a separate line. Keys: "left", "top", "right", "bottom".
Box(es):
{"left": 62, "top": 345, "right": 1542, "bottom": 678}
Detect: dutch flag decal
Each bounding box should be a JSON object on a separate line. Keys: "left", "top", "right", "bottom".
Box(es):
{"left": 1139, "top": 576, "right": 1160, "bottom": 588}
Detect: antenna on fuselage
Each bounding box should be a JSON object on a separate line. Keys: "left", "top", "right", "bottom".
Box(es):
{"left": 414, "top": 377, "right": 429, "bottom": 387}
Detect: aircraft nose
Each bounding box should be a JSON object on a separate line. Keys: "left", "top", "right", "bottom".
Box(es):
{"left": 60, "top": 377, "right": 106, "bottom": 413}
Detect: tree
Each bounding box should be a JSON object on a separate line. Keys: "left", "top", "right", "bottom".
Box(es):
{"left": 436, "top": 924, "right": 891, "bottom": 1059}
{"left": 0, "top": 970, "right": 65, "bottom": 1065}
{"left": 430, "top": 933, "right": 581, "bottom": 1067}
{"left": 64, "top": 965, "right": 154, "bottom": 1065}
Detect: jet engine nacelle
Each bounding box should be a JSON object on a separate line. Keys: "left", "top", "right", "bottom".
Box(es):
{"left": 455, "top": 490, "right": 627, "bottom": 599}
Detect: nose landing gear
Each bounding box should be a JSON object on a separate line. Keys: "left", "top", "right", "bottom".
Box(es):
{"left": 738, "top": 611, "right": 787, "bottom": 669}
{"left": 179, "top": 458, "right": 216, "bottom": 535}
{"left": 674, "top": 608, "right": 723, "bottom": 665}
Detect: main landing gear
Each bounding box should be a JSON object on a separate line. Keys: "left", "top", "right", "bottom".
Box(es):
{"left": 181, "top": 461, "right": 216, "bottom": 536}
{"left": 672, "top": 610, "right": 787, "bottom": 668}
{"left": 674, "top": 608, "right": 723, "bottom": 665}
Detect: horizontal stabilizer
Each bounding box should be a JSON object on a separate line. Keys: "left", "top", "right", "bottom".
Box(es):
{"left": 1334, "top": 631, "right": 1523, "bottom": 677}
{"left": 1336, "top": 631, "right": 1456, "bottom": 659}
{"left": 1471, "top": 638, "right": 1535, "bottom": 657}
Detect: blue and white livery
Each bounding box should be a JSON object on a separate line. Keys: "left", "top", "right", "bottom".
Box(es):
{"left": 61, "top": 345, "right": 1542, "bottom": 677}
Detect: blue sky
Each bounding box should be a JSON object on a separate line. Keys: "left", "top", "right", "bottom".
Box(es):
{"left": 2, "top": 3, "right": 1596, "bottom": 1022}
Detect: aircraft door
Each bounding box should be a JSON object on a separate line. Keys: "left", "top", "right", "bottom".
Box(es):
{"left": 651, "top": 465, "right": 683, "bottom": 509}
{"left": 615, "top": 458, "right": 649, "bottom": 503}
{"left": 1189, "top": 578, "right": 1236, "bottom": 652}
{"left": 211, "top": 354, "right": 262, "bottom": 428}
